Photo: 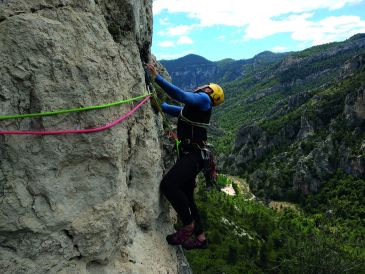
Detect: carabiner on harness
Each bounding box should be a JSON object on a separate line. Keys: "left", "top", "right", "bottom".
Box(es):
{"left": 201, "top": 147, "right": 218, "bottom": 190}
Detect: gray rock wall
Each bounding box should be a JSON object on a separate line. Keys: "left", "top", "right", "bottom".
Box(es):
{"left": 0, "top": 1, "right": 190, "bottom": 273}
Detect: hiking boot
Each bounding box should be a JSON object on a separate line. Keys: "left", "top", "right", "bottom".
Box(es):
{"left": 166, "top": 227, "right": 194, "bottom": 245}
{"left": 182, "top": 237, "right": 208, "bottom": 250}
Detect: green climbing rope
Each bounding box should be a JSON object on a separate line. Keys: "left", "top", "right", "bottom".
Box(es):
{"left": 0, "top": 93, "right": 152, "bottom": 120}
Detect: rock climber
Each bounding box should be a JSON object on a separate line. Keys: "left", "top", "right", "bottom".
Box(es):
{"left": 146, "top": 63, "right": 224, "bottom": 250}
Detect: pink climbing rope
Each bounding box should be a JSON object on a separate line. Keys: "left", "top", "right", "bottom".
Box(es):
{"left": 0, "top": 96, "right": 151, "bottom": 135}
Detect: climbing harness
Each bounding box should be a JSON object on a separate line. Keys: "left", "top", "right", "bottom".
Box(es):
{"left": 177, "top": 140, "right": 218, "bottom": 189}
{"left": 179, "top": 110, "right": 210, "bottom": 129}
{"left": 0, "top": 95, "right": 151, "bottom": 135}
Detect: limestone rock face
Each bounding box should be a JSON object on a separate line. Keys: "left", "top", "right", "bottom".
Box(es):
{"left": 0, "top": 1, "right": 190, "bottom": 273}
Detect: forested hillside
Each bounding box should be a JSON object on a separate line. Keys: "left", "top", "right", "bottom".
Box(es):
{"left": 185, "top": 174, "right": 364, "bottom": 273}
{"left": 219, "top": 34, "right": 365, "bottom": 201}
{"left": 159, "top": 34, "right": 365, "bottom": 273}
{"left": 160, "top": 34, "right": 365, "bottom": 199}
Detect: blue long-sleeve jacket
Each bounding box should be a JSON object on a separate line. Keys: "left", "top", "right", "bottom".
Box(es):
{"left": 155, "top": 75, "right": 212, "bottom": 117}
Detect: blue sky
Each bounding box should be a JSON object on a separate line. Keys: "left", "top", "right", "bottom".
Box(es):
{"left": 152, "top": 0, "right": 365, "bottom": 61}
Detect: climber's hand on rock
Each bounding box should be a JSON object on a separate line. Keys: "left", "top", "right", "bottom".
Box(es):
{"left": 146, "top": 64, "right": 158, "bottom": 80}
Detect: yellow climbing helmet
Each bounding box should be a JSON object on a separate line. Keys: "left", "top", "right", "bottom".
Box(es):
{"left": 208, "top": 83, "right": 224, "bottom": 106}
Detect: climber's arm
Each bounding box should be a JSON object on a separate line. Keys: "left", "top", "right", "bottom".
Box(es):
{"left": 161, "top": 102, "right": 182, "bottom": 117}
{"left": 155, "top": 75, "right": 212, "bottom": 111}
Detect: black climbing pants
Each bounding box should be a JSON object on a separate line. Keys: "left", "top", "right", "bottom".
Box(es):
{"left": 160, "top": 145, "right": 204, "bottom": 235}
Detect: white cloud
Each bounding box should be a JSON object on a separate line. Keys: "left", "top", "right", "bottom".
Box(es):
{"left": 153, "top": 0, "right": 364, "bottom": 44}
{"left": 177, "top": 36, "right": 193, "bottom": 44}
{"left": 159, "top": 41, "right": 175, "bottom": 47}
{"left": 243, "top": 12, "right": 365, "bottom": 46}
{"left": 272, "top": 46, "right": 288, "bottom": 52}
{"left": 159, "top": 17, "right": 170, "bottom": 26}
{"left": 156, "top": 37, "right": 193, "bottom": 48}
{"left": 244, "top": 13, "right": 314, "bottom": 40}
{"left": 153, "top": 0, "right": 362, "bottom": 26}
{"left": 291, "top": 15, "right": 365, "bottom": 45}
{"left": 158, "top": 25, "right": 195, "bottom": 36}
{"left": 157, "top": 37, "right": 193, "bottom": 48}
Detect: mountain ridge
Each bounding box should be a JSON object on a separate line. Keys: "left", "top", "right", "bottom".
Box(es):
{"left": 160, "top": 51, "right": 288, "bottom": 90}
{"left": 158, "top": 33, "right": 365, "bottom": 200}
